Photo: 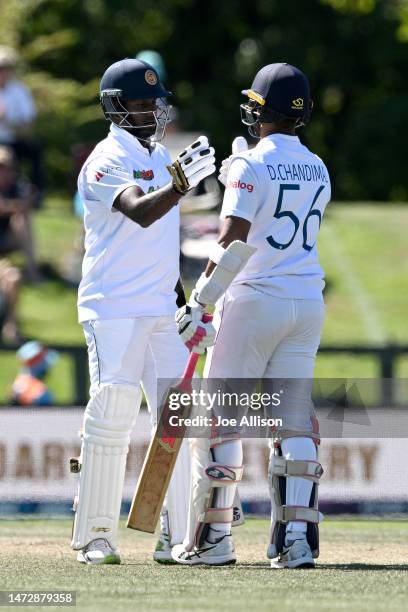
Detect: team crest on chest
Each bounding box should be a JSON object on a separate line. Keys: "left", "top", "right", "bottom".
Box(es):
{"left": 134, "top": 169, "right": 154, "bottom": 181}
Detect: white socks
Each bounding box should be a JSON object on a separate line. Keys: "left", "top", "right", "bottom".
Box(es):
{"left": 281, "top": 437, "right": 317, "bottom": 535}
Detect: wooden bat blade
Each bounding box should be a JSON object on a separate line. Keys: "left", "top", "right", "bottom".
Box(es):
{"left": 127, "top": 430, "right": 183, "bottom": 532}
{"left": 126, "top": 384, "right": 192, "bottom": 533}
{"left": 127, "top": 317, "right": 211, "bottom": 533}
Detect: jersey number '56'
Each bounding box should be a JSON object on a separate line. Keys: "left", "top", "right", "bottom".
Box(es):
{"left": 266, "top": 184, "right": 325, "bottom": 252}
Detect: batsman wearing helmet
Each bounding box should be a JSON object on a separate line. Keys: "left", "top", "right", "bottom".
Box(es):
{"left": 71, "top": 58, "right": 216, "bottom": 564}
{"left": 173, "top": 63, "right": 330, "bottom": 568}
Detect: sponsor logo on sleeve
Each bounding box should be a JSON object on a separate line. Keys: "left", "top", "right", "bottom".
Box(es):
{"left": 133, "top": 169, "right": 154, "bottom": 181}
{"left": 95, "top": 171, "right": 104, "bottom": 182}
{"left": 99, "top": 165, "right": 128, "bottom": 178}
{"left": 226, "top": 179, "right": 254, "bottom": 193}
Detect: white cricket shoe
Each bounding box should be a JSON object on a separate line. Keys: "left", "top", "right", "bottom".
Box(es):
{"left": 270, "top": 532, "right": 315, "bottom": 569}
{"left": 153, "top": 531, "right": 175, "bottom": 564}
{"left": 171, "top": 534, "right": 236, "bottom": 566}
{"left": 77, "top": 538, "right": 121, "bottom": 565}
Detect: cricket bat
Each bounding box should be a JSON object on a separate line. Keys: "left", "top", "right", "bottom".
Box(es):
{"left": 127, "top": 316, "right": 211, "bottom": 533}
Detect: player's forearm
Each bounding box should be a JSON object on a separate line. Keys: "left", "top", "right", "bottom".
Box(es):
{"left": 114, "top": 182, "right": 181, "bottom": 228}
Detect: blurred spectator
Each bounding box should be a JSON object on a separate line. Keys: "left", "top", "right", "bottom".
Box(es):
{"left": 0, "top": 258, "right": 21, "bottom": 344}
{"left": 0, "top": 145, "right": 41, "bottom": 282}
{"left": 0, "top": 46, "right": 44, "bottom": 206}
{"left": 11, "top": 340, "right": 58, "bottom": 406}
{"left": 136, "top": 49, "right": 167, "bottom": 81}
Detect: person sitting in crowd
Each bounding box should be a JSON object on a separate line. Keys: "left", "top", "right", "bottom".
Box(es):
{"left": 11, "top": 340, "right": 58, "bottom": 406}
{"left": 0, "top": 145, "right": 41, "bottom": 282}
{"left": 0, "top": 46, "right": 43, "bottom": 206}
{"left": 0, "top": 257, "right": 21, "bottom": 344}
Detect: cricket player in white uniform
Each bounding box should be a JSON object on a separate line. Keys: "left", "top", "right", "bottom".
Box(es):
{"left": 71, "top": 58, "right": 216, "bottom": 564}
{"left": 172, "top": 63, "right": 331, "bottom": 568}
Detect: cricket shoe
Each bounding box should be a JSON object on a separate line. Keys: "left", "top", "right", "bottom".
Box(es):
{"left": 77, "top": 538, "right": 121, "bottom": 565}
{"left": 171, "top": 533, "right": 236, "bottom": 566}
{"left": 153, "top": 531, "right": 175, "bottom": 564}
{"left": 270, "top": 532, "right": 315, "bottom": 569}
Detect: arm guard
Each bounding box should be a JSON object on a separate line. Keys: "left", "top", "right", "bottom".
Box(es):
{"left": 194, "top": 240, "right": 256, "bottom": 306}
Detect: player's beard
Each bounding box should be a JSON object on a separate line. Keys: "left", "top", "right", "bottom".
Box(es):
{"left": 125, "top": 111, "right": 157, "bottom": 142}
{"left": 133, "top": 123, "right": 156, "bottom": 142}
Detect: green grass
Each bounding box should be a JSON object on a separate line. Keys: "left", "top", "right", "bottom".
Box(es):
{"left": 317, "top": 203, "right": 408, "bottom": 345}
{"left": 0, "top": 518, "right": 407, "bottom": 611}
{"left": 0, "top": 200, "right": 407, "bottom": 403}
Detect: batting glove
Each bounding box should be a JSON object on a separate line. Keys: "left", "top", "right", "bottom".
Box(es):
{"left": 218, "top": 136, "right": 248, "bottom": 186}
{"left": 167, "top": 136, "right": 216, "bottom": 195}
{"left": 175, "top": 293, "right": 216, "bottom": 354}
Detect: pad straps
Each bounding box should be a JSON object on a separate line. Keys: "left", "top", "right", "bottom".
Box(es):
{"left": 272, "top": 456, "right": 323, "bottom": 483}
{"left": 275, "top": 506, "right": 323, "bottom": 524}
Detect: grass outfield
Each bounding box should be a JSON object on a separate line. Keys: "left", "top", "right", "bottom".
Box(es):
{"left": 0, "top": 200, "right": 407, "bottom": 402}
{"left": 0, "top": 519, "right": 408, "bottom": 611}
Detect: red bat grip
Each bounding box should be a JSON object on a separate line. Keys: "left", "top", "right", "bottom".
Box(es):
{"left": 183, "top": 352, "right": 200, "bottom": 381}
{"left": 181, "top": 313, "right": 213, "bottom": 382}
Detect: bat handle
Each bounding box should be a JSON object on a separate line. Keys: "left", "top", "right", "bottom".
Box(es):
{"left": 183, "top": 352, "right": 200, "bottom": 380}
{"left": 182, "top": 313, "right": 213, "bottom": 381}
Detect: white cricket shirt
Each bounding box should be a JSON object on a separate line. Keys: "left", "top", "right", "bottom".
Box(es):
{"left": 77, "top": 123, "right": 180, "bottom": 322}
{"left": 221, "top": 133, "right": 331, "bottom": 300}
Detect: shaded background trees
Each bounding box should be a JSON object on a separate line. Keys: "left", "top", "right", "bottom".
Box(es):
{"left": 1, "top": 0, "right": 408, "bottom": 200}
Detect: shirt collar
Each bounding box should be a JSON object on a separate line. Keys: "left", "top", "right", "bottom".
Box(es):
{"left": 262, "top": 133, "right": 300, "bottom": 146}
{"left": 109, "top": 123, "right": 154, "bottom": 156}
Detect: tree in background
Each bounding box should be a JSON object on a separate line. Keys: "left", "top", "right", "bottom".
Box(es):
{"left": 1, "top": 0, "right": 407, "bottom": 201}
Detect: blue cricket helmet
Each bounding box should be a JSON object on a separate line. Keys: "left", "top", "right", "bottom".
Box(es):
{"left": 240, "top": 62, "right": 313, "bottom": 138}
{"left": 100, "top": 58, "right": 171, "bottom": 100}
{"left": 100, "top": 58, "right": 172, "bottom": 142}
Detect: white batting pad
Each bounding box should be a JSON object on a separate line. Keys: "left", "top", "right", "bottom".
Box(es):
{"left": 183, "top": 438, "right": 243, "bottom": 551}
{"left": 267, "top": 438, "right": 323, "bottom": 560}
{"left": 194, "top": 240, "right": 257, "bottom": 306}
{"left": 71, "top": 384, "right": 141, "bottom": 550}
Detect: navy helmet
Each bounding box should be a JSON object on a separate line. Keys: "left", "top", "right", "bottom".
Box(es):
{"left": 100, "top": 58, "right": 172, "bottom": 142}
{"left": 240, "top": 63, "right": 313, "bottom": 138}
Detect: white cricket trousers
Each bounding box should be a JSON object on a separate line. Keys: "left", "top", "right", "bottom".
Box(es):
{"left": 205, "top": 285, "right": 325, "bottom": 379}
{"left": 83, "top": 315, "right": 189, "bottom": 417}
{"left": 81, "top": 315, "right": 190, "bottom": 545}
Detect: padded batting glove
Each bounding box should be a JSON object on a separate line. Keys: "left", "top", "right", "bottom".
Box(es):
{"left": 175, "top": 292, "right": 216, "bottom": 354}
{"left": 218, "top": 136, "right": 248, "bottom": 186}
{"left": 167, "top": 136, "right": 216, "bottom": 195}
